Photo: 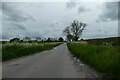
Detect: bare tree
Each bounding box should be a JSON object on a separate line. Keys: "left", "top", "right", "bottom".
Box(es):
{"left": 63, "top": 26, "right": 71, "bottom": 36}
{"left": 63, "top": 20, "right": 86, "bottom": 41}
{"left": 63, "top": 26, "right": 73, "bottom": 41}
{"left": 36, "top": 37, "right": 41, "bottom": 41}
{"left": 23, "top": 37, "right": 31, "bottom": 42}
{"left": 71, "top": 20, "right": 86, "bottom": 41}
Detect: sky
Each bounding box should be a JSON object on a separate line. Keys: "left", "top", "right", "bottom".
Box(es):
{"left": 0, "top": 0, "right": 119, "bottom": 40}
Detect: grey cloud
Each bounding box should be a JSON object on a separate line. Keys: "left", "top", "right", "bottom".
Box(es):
{"left": 2, "top": 2, "right": 36, "bottom": 40}
{"left": 98, "top": 2, "right": 118, "bottom": 22}
{"left": 23, "top": 31, "right": 42, "bottom": 39}
{"left": 66, "top": 0, "right": 76, "bottom": 9}
{"left": 2, "top": 31, "right": 15, "bottom": 40}
{"left": 12, "top": 23, "right": 26, "bottom": 30}
{"left": 1, "top": 2, "right": 118, "bottom": 40}
{"left": 66, "top": 1, "right": 90, "bottom": 14}
{"left": 0, "top": 2, "right": 2, "bottom": 10}
{"left": 7, "top": 15, "right": 28, "bottom": 22}
{"left": 2, "top": 29, "right": 42, "bottom": 40}
{"left": 2, "top": 2, "right": 35, "bottom": 22}
{"left": 49, "top": 24, "right": 56, "bottom": 28}
{"left": 2, "top": 35, "right": 9, "bottom": 40}
{"left": 78, "top": 6, "right": 89, "bottom": 13}
{"left": 49, "top": 21, "right": 64, "bottom": 29}
{"left": 78, "top": 7, "right": 85, "bottom": 13}
{"left": 27, "top": 14, "right": 36, "bottom": 21}
{"left": 2, "top": 2, "right": 35, "bottom": 32}
{"left": 118, "top": 1, "right": 120, "bottom": 20}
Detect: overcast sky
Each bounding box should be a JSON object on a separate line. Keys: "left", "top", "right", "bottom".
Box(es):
{"left": 0, "top": 0, "right": 119, "bottom": 40}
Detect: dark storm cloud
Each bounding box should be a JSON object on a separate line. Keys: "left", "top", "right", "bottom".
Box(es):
{"left": 98, "top": 2, "right": 118, "bottom": 22}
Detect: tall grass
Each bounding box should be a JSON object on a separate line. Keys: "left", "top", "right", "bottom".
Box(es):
{"left": 2, "top": 42, "right": 61, "bottom": 61}
{"left": 0, "top": 44, "right": 2, "bottom": 61}
{"left": 67, "top": 43, "right": 120, "bottom": 79}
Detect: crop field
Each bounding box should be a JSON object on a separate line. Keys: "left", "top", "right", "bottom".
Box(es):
{"left": 2, "top": 42, "right": 61, "bottom": 61}
{"left": 67, "top": 42, "right": 120, "bottom": 79}
{"left": 85, "top": 37, "right": 120, "bottom": 46}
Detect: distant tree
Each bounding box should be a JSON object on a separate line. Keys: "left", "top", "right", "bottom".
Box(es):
{"left": 71, "top": 20, "right": 86, "bottom": 41}
{"left": 36, "top": 37, "right": 41, "bottom": 41}
{"left": 47, "top": 37, "right": 52, "bottom": 42}
{"left": 63, "top": 26, "right": 72, "bottom": 41}
{"left": 10, "top": 38, "right": 20, "bottom": 42}
{"left": 20, "top": 40, "right": 23, "bottom": 43}
{"left": 23, "top": 37, "right": 31, "bottom": 41}
{"left": 63, "top": 26, "right": 71, "bottom": 36}
{"left": 41, "top": 39, "right": 44, "bottom": 42}
{"left": 55, "top": 40, "right": 58, "bottom": 42}
{"left": 2, "top": 41, "right": 6, "bottom": 44}
{"left": 81, "top": 39, "right": 84, "bottom": 41}
{"left": 43, "top": 38, "right": 47, "bottom": 42}
{"left": 58, "top": 37, "right": 64, "bottom": 42}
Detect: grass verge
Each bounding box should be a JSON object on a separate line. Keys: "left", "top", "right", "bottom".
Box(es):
{"left": 2, "top": 42, "right": 61, "bottom": 61}
{"left": 67, "top": 42, "right": 120, "bottom": 79}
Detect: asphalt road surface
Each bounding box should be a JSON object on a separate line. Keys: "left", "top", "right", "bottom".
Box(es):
{"left": 3, "top": 43, "right": 99, "bottom": 78}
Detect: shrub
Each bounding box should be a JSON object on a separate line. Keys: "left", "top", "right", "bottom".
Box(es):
{"left": 2, "top": 42, "right": 61, "bottom": 61}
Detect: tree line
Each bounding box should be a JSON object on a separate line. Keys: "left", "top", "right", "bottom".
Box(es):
{"left": 8, "top": 37, "right": 64, "bottom": 43}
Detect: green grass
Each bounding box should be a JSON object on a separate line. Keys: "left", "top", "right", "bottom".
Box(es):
{"left": 2, "top": 42, "right": 61, "bottom": 61}
{"left": 0, "top": 44, "right": 2, "bottom": 61}
{"left": 67, "top": 42, "right": 120, "bottom": 79}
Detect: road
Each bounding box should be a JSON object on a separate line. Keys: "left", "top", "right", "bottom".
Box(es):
{"left": 3, "top": 43, "right": 99, "bottom": 78}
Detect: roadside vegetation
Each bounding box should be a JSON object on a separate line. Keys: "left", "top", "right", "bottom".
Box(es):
{"left": 2, "top": 42, "right": 61, "bottom": 61}
{"left": 0, "top": 43, "right": 2, "bottom": 61}
{"left": 67, "top": 42, "right": 120, "bottom": 79}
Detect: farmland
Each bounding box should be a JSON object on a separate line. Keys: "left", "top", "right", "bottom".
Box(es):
{"left": 84, "top": 37, "right": 120, "bottom": 46}
{"left": 67, "top": 39, "right": 120, "bottom": 79}
{"left": 2, "top": 42, "right": 62, "bottom": 61}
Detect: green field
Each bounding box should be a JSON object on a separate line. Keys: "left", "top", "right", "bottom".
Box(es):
{"left": 0, "top": 44, "right": 2, "bottom": 61}
{"left": 2, "top": 42, "right": 61, "bottom": 61}
{"left": 67, "top": 42, "right": 120, "bottom": 79}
